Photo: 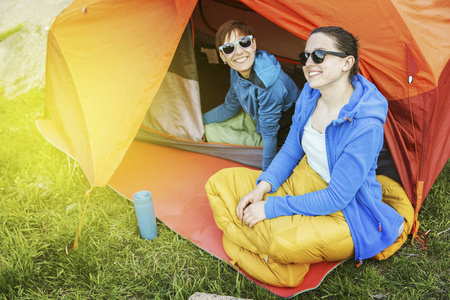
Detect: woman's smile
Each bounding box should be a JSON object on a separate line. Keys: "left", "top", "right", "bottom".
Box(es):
{"left": 234, "top": 55, "right": 249, "bottom": 63}
{"left": 308, "top": 70, "right": 322, "bottom": 78}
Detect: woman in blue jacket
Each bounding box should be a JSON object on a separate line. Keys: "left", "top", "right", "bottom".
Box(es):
{"left": 203, "top": 20, "right": 300, "bottom": 171}
{"left": 205, "top": 26, "right": 413, "bottom": 287}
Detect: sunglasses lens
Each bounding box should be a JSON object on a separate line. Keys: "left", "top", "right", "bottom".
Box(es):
{"left": 311, "top": 50, "right": 326, "bottom": 64}
{"left": 299, "top": 52, "right": 309, "bottom": 65}
{"left": 238, "top": 36, "right": 252, "bottom": 48}
{"left": 221, "top": 44, "right": 235, "bottom": 55}
{"left": 299, "top": 50, "right": 328, "bottom": 65}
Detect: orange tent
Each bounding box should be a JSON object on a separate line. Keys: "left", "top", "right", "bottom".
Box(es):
{"left": 37, "top": 0, "right": 450, "bottom": 297}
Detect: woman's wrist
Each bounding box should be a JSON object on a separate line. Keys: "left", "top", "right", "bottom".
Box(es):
{"left": 257, "top": 180, "right": 272, "bottom": 195}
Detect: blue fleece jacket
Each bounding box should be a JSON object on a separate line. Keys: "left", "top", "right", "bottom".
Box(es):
{"left": 257, "top": 74, "right": 404, "bottom": 263}
{"left": 203, "top": 50, "right": 300, "bottom": 170}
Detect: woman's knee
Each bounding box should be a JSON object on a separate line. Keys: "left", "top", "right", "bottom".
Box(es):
{"left": 266, "top": 213, "right": 353, "bottom": 264}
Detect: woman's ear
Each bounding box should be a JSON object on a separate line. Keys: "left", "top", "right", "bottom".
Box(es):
{"left": 343, "top": 56, "right": 355, "bottom": 72}
{"left": 252, "top": 37, "right": 257, "bottom": 50}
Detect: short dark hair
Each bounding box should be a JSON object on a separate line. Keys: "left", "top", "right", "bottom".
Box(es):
{"left": 311, "top": 26, "right": 360, "bottom": 78}
{"left": 215, "top": 20, "right": 255, "bottom": 50}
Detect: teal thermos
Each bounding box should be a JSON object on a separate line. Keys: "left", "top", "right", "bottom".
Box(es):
{"left": 133, "top": 191, "right": 158, "bottom": 240}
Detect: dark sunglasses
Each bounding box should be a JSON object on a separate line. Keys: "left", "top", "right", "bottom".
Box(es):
{"left": 219, "top": 35, "right": 254, "bottom": 55}
{"left": 299, "top": 50, "right": 348, "bottom": 66}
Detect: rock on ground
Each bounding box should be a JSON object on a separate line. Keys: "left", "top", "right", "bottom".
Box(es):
{"left": 189, "top": 293, "right": 252, "bottom": 300}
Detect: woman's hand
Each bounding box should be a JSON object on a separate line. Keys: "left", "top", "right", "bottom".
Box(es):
{"left": 243, "top": 201, "right": 266, "bottom": 228}
{"left": 236, "top": 180, "right": 272, "bottom": 222}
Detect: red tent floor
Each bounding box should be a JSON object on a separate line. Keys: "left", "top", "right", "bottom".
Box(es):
{"left": 108, "top": 140, "right": 344, "bottom": 298}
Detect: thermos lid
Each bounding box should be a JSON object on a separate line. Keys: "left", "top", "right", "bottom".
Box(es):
{"left": 133, "top": 190, "right": 152, "bottom": 204}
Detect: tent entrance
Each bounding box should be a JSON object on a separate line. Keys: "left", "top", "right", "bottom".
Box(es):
{"left": 137, "top": 0, "right": 306, "bottom": 169}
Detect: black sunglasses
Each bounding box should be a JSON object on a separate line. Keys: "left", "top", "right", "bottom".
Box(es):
{"left": 219, "top": 35, "right": 254, "bottom": 55}
{"left": 299, "top": 50, "right": 348, "bottom": 66}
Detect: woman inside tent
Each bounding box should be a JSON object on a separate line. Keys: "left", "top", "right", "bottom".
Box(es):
{"left": 202, "top": 20, "right": 300, "bottom": 171}
{"left": 205, "top": 26, "right": 414, "bottom": 287}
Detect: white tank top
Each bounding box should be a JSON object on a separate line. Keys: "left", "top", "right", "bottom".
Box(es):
{"left": 302, "top": 117, "right": 330, "bottom": 183}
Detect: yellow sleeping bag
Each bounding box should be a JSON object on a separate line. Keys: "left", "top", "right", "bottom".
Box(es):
{"left": 205, "top": 157, "right": 414, "bottom": 287}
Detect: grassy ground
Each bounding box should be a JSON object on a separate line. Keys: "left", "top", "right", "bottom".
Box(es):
{"left": 0, "top": 24, "right": 24, "bottom": 43}
{"left": 0, "top": 87, "right": 449, "bottom": 299}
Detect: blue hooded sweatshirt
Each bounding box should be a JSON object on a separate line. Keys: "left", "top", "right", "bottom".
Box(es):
{"left": 203, "top": 50, "right": 300, "bottom": 170}
{"left": 257, "top": 74, "right": 404, "bottom": 263}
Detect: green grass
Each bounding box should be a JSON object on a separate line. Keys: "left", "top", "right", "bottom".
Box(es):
{"left": 0, "top": 25, "right": 24, "bottom": 43}
{"left": 0, "top": 87, "right": 449, "bottom": 299}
